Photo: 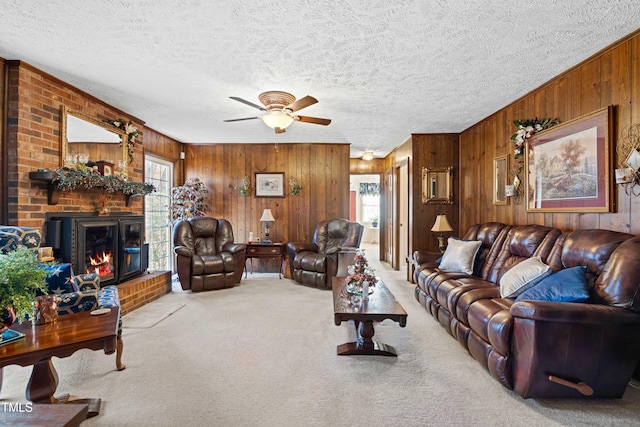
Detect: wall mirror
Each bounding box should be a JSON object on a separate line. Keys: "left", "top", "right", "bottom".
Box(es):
{"left": 493, "top": 154, "right": 509, "bottom": 205}
{"left": 60, "top": 105, "right": 127, "bottom": 168}
{"left": 422, "top": 166, "right": 454, "bottom": 204}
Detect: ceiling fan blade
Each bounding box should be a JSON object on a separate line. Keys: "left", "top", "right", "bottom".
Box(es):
{"left": 285, "top": 95, "right": 318, "bottom": 112}
{"left": 229, "top": 97, "right": 267, "bottom": 111}
{"left": 223, "top": 117, "right": 259, "bottom": 122}
{"left": 296, "top": 115, "right": 331, "bottom": 126}
{"left": 275, "top": 127, "right": 286, "bottom": 134}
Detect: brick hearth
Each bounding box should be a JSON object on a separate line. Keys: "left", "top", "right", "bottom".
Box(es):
{"left": 117, "top": 270, "right": 172, "bottom": 315}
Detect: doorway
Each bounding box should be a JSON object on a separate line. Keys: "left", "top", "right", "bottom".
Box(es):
{"left": 349, "top": 174, "right": 381, "bottom": 261}
{"left": 389, "top": 159, "right": 410, "bottom": 271}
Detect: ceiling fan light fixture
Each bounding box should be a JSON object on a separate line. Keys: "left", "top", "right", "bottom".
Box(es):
{"left": 261, "top": 110, "right": 294, "bottom": 130}
{"left": 362, "top": 151, "right": 374, "bottom": 161}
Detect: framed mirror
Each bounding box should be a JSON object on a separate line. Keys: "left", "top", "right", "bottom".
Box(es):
{"left": 493, "top": 154, "right": 509, "bottom": 205}
{"left": 422, "top": 166, "right": 454, "bottom": 204}
{"left": 60, "top": 106, "right": 127, "bottom": 168}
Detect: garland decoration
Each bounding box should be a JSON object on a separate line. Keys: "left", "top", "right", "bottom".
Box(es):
{"left": 106, "top": 119, "right": 139, "bottom": 163}
{"left": 510, "top": 117, "right": 560, "bottom": 159}
{"left": 53, "top": 168, "right": 155, "bottom": 196}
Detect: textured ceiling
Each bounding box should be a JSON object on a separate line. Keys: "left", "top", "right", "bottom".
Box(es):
{"left": 1, "top": 1, "right": 639, "bottom": 158}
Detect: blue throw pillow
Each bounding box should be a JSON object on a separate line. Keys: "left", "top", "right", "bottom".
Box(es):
{"left": 515, "top": 266, "right": 589, "bottom": 303}
{"left": 41, "top": 263, "right": 78, "bottom": 295}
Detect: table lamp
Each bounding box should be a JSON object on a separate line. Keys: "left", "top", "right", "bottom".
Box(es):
{"left": 260, "top": 209, "right": 275, "bottom": 243}
{"left": 431, "top": 214, "right": 453, "bottom": 253}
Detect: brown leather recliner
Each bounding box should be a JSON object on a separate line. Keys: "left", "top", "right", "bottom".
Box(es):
{"left": 173, "top": 217, "right": 246, "bottom": 291}
{"left": 287, "top": 218, "right": 364, "bottom": 289}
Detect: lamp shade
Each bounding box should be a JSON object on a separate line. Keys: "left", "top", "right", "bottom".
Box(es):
{"left": 261, "top": 111, "right": 294, "bottom": 130}
{"left": 431, "top": 214, "right": 453, "bottom": 233}
{"left": 260, "top": 209, "right": 275, "bottom": 222}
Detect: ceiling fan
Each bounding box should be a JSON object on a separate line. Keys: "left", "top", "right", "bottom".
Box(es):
{"left": 223, "top": 90, "right": 331, "bottom": 134}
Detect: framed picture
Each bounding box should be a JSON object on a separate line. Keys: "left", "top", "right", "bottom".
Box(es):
{"left": 255, "top": 172, "right": 285, "bottom": 197}
{"left": 493, "top": 154, "right": 509, "bottom": 205}
{"left": 526, "top": 106, "right": 613, "bottom": 213}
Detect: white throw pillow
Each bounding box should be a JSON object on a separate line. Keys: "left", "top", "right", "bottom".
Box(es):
{"left": 438, "top": 238, "right": 482, "bottom": 275}
{"left": 499, "top": 256, "right": 551, "bottom": 298}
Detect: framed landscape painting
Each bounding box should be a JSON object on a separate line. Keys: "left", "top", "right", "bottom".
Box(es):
{"left": 525, "top": 106, "right": 613, "bottom": 213}
{"left": 255, "top": 172, "right": 285, "bottom": 197}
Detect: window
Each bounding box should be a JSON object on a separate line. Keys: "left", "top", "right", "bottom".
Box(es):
{"left": 362, "top": 194, "right": 380, "bottom": 222}
{"left": 144, "top": 155, "right": 173, "bottom": 272}
{"left": 359, "top": 182, "right": 380, "bottom": 222}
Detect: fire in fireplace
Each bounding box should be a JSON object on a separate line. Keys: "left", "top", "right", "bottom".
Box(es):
{"left": 45, "top": 213, "right": 148, "bottom": 286}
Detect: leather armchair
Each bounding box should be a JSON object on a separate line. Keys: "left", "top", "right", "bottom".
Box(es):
{"left": 287, "top": 218, "right": 364, "bottom": 289}
{"left": 173, "top": 217, "right": 246, "bottom": 291}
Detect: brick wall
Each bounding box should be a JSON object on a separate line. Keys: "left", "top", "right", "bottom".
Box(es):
{"left": 5, "top": 61, "right": 145, "bottom": 235}
{"left": 117, "top": 271, "right": 173, "bottom": 315}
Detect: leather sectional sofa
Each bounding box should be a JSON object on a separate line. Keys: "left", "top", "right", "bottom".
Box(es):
{"left": 413, "top": 222, "right": 640, "bottom": 398}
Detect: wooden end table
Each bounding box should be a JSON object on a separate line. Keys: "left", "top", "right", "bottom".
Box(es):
{"left": 0, "top": 307, "right": 120, "bottom": 418}
{"left": 332, "top": 276, "right": 407, "bottom": 356}
{"left": 245, "top": 242, "right": 286, "bottom": 279}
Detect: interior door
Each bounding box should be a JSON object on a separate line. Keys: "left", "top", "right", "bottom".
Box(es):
{"left": 398, "top": 162, "right": 409, "bottom": 271}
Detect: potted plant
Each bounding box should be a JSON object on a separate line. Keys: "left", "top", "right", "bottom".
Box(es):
{"left": 0, "top": 247, "right": 49, "bottom": 329}
{"left": 171, "top": 178, "right": 210, "bottom": 223}
{"left": 371, "top": 216, "right": 379, "bottom": 228}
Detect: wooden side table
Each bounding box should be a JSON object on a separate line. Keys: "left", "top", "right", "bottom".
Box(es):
{"left": 245, "top": 243, "right": 286, "bottom": 279}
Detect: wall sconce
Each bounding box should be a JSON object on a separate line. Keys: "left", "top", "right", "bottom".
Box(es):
{"left": 431, "top": 214, "right": 453, "bottom": 253}
{"left": 239, "top": 176, "right": 251, "bottom": 196}
{"left": 362, "top": 151, "right": 374, "bottom": 161}
{"left": 289, "top": 177, "right": 302, "bottom": 196}
{"left": 506, "top": 174, "right": 523, "bottom": 204}
{"left": 260, "top": 209, "right": 275, "bottom": 243}
{"left": 615, "top": 124, "right": 640, "bottom": 196}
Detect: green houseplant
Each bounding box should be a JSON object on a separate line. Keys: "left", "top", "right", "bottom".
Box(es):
{"left": 0, "top": 247, "right": 49, "bottom": 324}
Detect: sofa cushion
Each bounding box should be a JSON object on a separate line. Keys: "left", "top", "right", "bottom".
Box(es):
{"left": 0, "top": 231, "right": 19, "bottom": 254}
{"left": 42, "top": 263, "right": 78, "bottom": 294}
{"left": 439, "top": 238, "right": 482, "bottom": 275}
{"left": 499, "top": 257, "right": 551, "bottom": 298}
{"left": 0, "top": 226, "right": 41, "bottom": 249}
{"left": 515, "top": 266, "right": 589, "bottom": 303}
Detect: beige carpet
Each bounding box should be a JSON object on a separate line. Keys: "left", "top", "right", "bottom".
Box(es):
{"left": 123, "top": 301, "right": 186, "bottom": 329}
{"left": 2, "top": 249, "right": 640, "bottom": 426}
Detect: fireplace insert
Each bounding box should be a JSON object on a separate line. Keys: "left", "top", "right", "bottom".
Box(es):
{"left": 45, "top": 213, "right": 148, "bottom": 286}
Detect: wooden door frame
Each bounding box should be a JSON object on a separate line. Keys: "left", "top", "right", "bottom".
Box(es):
{"left": 392, "top": 157, "right": 410, "bottom": 270}
{"left": 349, "top": 172, "right": 384, "bottom": 261}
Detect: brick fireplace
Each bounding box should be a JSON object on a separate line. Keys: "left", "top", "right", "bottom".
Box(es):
{"left": 44, "top": 212, "right": 172, "bottom": 314}
{"left": 45, "top": 213, "right": 148, "bottom": 286}
{"left": 4, "top": 61, "right": 173, "bottom": 314}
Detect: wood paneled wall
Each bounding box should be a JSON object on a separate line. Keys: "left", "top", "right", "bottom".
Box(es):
{"left": 143, "top": 127, "right": 183, "bottom": 186}
{"left": 183, "top": 143, "right": 350, "bottom": 246}
{"left": 382, "top": 133, "right": 459, "bottom": 265}
{"left": 459, "top": 29, "right": 640, "bottom": 234}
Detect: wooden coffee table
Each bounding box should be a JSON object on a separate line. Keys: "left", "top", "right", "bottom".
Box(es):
{"left": 0, "top": 307, "right": 120, "bottom": 418}
{"left": 332, "top": 277, "right": 407, "bottom": 356}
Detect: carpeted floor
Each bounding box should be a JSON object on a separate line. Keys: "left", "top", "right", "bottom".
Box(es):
{"left": 2, "top": 245, "right": 640, "bottom": 426}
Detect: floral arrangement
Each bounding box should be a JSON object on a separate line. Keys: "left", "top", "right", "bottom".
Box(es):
{"left": 106, "top": 118, "right": 139, "bottom": 163}
{"left": 239, "top": 176, "right": 251, "bottom": 196}
{"left": 345, "top": 249, "right": 377, "bottom": 292}
{"left": 53, "top": 167, "right": 156, "bottom": 196}
{"left": 171, "top": 178, "right": 209, "bottom": 222}
{"left": 510, "top": 117, "right": 560, "bottom": 159}
{"left": 289, "top": 177, "right": 302, "bottom": 196}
